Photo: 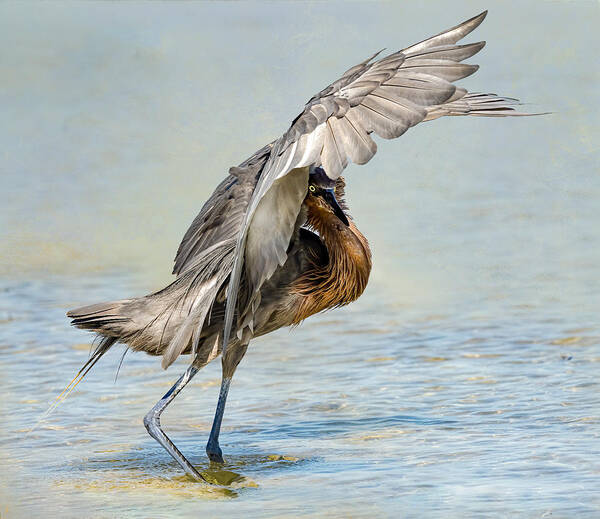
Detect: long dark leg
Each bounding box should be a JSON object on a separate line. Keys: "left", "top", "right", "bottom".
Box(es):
{"left": 206, "top": 343, "right": 248, "bottom": 463}
{"left": 143, "top": 365, "right": 205, "bottom": 481}
{"left": 205, "top": 376, "right": 231, "bottom": 463}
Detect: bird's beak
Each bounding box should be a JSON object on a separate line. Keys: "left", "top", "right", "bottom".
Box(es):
{"left": 323, "top": 188, "right": 349, "bottom": 226}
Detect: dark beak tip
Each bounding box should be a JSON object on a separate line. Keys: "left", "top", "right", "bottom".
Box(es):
{"left": 323, "top": 189, "right": 349, "bottom": 226}
{"left": 335, "top": 205, "right": 349, "bottom": 226}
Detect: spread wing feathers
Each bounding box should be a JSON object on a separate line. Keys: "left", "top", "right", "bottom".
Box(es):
{"left": 220, "top": 10, "right": 537, "bottom": 354}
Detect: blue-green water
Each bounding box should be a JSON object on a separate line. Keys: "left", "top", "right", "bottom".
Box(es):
{"left": 1, "top": 2, "right": 599, "bottom": 518}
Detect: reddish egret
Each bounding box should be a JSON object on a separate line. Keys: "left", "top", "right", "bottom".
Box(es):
{"left": 66, "top": 11, "right": 534, "bottom": 481}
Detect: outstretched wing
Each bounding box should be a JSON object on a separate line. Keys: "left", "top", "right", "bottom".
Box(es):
{"left": 219, "top": 10, "right": 536, "bottom": 355}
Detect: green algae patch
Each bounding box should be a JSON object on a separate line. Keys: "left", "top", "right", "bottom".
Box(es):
{"left": 200, "top": 469, "right": 246, "bottom": 486}
{"left": 267, "top": 454, "right": 300, "bottom": 462}
{"left": 54, "top": 473, "right": 240, "bottom": 499}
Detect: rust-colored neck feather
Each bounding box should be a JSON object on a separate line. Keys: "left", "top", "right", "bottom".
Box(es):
{"left": 291, "top": 197, "right": 372, "bottom": 324}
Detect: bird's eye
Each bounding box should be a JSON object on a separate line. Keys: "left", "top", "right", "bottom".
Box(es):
{"left": 309, "top": 185, "right": 316, "bottom": 192}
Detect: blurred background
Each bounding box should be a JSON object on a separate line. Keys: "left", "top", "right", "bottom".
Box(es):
{"left": 1, "top": 1, "right": 598, "bottom": 518}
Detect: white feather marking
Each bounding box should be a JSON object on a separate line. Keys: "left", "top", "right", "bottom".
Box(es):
{"left": 296, "top": 123, "right": 326, "bottom": 167}
{"left": 275, "top": 140, "right": 299, "bottom": 180}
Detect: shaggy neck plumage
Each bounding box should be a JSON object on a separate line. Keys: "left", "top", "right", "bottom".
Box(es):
{"left": 291, "top": 197, "right": 372, "bottom": 324}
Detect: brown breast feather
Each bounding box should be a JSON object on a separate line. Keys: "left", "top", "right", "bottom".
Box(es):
{"left": 291, "top": 198, "right": 372, "bottom": 324}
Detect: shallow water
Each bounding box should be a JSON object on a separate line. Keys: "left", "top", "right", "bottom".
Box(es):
{"left": 1, "top": 1, "right": 599, "bottom": 518}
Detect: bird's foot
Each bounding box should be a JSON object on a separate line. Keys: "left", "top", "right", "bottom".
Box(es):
{"left": 206, "top": 441, "right": 224, "bottom": 464}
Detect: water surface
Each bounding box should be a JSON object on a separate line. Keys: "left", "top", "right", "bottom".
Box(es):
{"left": 1, "top": 1, "right": 599, "bottom": 518}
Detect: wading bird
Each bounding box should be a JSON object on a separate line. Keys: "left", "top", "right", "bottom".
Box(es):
{"left": 65, "top": 11, "right": 534, "bottom": 481}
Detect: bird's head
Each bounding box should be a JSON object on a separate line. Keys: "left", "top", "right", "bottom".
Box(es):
{"left": 306, "top": 166, "right": 349, "bottom": 226}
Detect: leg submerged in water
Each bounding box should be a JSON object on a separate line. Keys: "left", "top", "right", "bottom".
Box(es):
{"left": 144, "top": 365, "right": 206, "bottom": 481}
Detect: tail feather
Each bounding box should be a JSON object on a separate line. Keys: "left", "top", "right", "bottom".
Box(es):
{"left": 67, "top": 299, "right": 133, "bottom": 335}
{"left": 67, "top": 301, "right": 123, "bottom": 318}
{"left": 77, "top": 336, "right": 119, "bottom": 379}
{"left": 65, "top": 299, "right": 132, "bottom": 396}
